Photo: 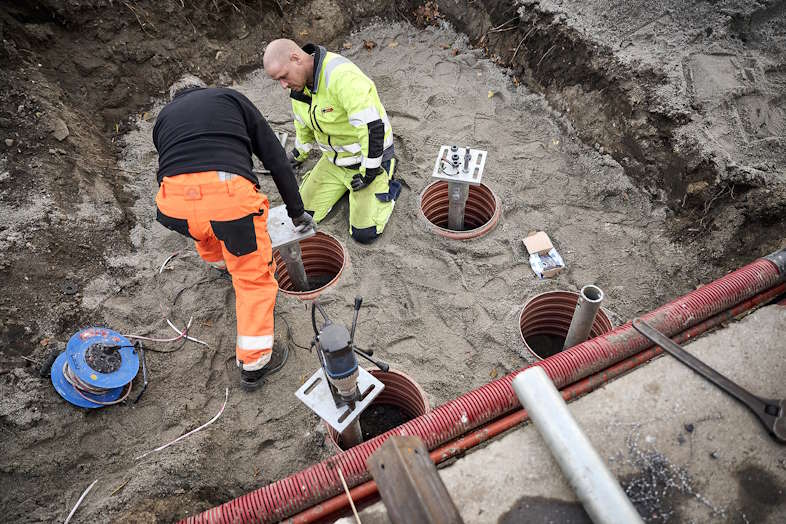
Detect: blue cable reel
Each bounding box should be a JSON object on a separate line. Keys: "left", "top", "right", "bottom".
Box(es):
{"left": 51, "top": 327, "right": 139, "bottom": 408}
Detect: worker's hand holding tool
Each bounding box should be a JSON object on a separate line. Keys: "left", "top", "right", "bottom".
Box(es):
{"left": 350, "top": 168, "right": 380, "bottom": 192}
{"left": 293, "top": 211, "right": 316, "bottom": 233}
{"left": 287, "top": 149, "right": 302, "bottom": 171}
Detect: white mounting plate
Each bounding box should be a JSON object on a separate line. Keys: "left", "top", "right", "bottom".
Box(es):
{"left": 431, "top": 145, "right": 487, "bottom": 186}
{"left": 276, "top": 131, "right": 288, "bottom": 149}
{"left": 295, "top": 366, "right": 385, "bottom": 434}
{"left": 267, "top": 204, "right": 315, "bottom": 249}
{"left": 253, "top": 132, "right": 289, "bottom": 175}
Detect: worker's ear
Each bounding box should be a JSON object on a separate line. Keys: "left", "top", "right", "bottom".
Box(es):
{"left": 290, "top": 51, "right": 301, "bottom": 65}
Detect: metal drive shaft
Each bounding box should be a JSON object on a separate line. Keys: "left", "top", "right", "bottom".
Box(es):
{"left": 278, "top": 242, "right": 309, "bottom": 291}
{"left": 447, "top": 181, "right": 469, "bottom": 231}
{"left": 341, "top": 419, "right": 364, "bottom": 449}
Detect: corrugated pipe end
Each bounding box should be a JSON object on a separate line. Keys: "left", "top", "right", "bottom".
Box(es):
{"left": 764, "top": 248, "right": 786, "bottom": 276}
{"left": 273, "top": 232, "right": 347, "bottom": 300}
{"left": 419, "top": 181, "right": 501, "bottom": 240}
{"left": 325, "top": 369, "right": 430, "bottom": 451}
{"left": 519, "top": 290, "right": 613, "bottom": 360}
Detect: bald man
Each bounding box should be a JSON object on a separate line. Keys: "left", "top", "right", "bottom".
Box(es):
{"left": 264, "top": 39, "right": 400, "bottom": 244}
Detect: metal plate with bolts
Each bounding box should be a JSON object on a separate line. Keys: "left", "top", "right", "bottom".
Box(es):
{"left": 431, "top": 145, "right": 487, "bottom": 186}
{"left": 267, "top": 204, "right": 315, "bottom": 249}
{"left": 295, "top": 366, "right": 385, "bottom": 434}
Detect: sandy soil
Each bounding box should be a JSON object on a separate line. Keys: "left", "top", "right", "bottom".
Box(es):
{"left": 0, "top": 1, "right": 783, "bottom": 523}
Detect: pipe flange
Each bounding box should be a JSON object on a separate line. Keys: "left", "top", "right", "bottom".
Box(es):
{"left": 764, "top": 248, "right": 786, "bottom": 276}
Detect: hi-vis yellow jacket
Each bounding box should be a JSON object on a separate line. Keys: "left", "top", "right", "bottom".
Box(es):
{"left": 290, "top": 44, "right": 393, "bottom": 174}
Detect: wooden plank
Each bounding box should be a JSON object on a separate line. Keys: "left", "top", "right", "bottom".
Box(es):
{"left": 366, "top": 435, "right": 464, "bottom": 524}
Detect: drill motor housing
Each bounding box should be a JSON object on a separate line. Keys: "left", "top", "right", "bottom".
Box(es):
{"left": 316, "top": 322, "right": 360, "bottom": 406}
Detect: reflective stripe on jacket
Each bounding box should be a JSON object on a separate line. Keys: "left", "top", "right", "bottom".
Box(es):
{"left": 290, "top": 44, "right": 393, "bottom": 173}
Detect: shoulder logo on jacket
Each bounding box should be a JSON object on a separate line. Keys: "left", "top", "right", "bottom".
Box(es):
{"left": 320, "top": 106, "right": 334, "bottom": 114}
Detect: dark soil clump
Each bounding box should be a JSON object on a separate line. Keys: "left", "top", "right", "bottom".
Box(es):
{"left": 360, "top": 403, "right": 413, "bottom": 441}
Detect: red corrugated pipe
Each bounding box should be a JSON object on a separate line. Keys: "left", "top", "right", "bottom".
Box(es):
{"left": 287, "top": 280, "right": 786, "bottom": 523}
{"left": 185, "top": 250, "right": 785, "bottom": 524}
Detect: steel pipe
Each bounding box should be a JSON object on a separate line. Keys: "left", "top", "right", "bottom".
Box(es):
{"left": 513, "top": 367, "right": 643, "bottom": 524}
{"left": 519, "top": 290, "right": 613, "bottom": 360}
{"left": 273, "top": 232, "right": 347, "bottom": 300}
{"left": 447, "top": 181, "right": 469, "bottom": 231}
{"left": 563, "top": 285, "right": 604, "bottom": 350}
{"left": 419, "top": 181, "right": 501, "bottom": 240}
{"left": 277, "top": 242, "right": 309, "bottom": 292}
{"left": 340, "top": 420, "right": 364, "bottom": 449}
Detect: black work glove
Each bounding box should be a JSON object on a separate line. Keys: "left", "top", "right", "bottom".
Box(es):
{"left": 350, "top": 168, "right": 381, "bottom": 192}
{"left": 287, "top": 148, "right": 303, "bottom": 171}
{"left": 292, "top": 211, "right": 316, "bottom": 233}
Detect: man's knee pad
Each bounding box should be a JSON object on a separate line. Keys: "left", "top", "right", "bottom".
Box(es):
{"left": 351, "top": 225, "right": 380, "bottom": 244}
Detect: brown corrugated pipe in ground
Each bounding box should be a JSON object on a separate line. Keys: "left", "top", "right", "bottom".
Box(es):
{"left": 325, "top": 369, "right": 430, "bottom": 451}
{"left": 520, "top": 290, "right": 614, "bottom": 360}
{"left": 273, "top": 232, "right": 348, "bottom": 300}
{"left": 419, "top": 180, "right": 501, "bottom": 240}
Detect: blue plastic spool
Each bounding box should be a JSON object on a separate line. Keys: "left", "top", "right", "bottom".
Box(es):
{"left": 64, "top": 327, "right": 139, "bottom": 389}
{"left": 50, "top": 352, "right": 125, "bottom": 408}
{"left": 50, "top": 327, "right": 139, "bottom": 408}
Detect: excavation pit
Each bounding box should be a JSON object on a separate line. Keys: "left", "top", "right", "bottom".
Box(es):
{"left": 519, "top": 291, "right": 614, "bottom": 360}
{"left": 419, "top": 181, "right": 501, "bottom": 240}
{"left": 325, "top": 369, "right": 430, "bottom": 451}
{"left": 272, "top": 232, "right": 347, "bottom": 300}
{"left": 4, "top": 1, "right": 785, "bottom": 519}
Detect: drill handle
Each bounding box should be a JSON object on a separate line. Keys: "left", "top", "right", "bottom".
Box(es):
{"left": 349, "top": 295, "right": 363, "bottom": 346}
{"left": 354, "top": 348, "right": 389, "bottom": 372}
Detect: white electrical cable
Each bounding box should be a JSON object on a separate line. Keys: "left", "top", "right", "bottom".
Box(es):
{"left": 166, "top": 317, "right": 208, "bottom": 346}
{"left": 63, "top": 479, "right": 98, "bottom": 524}
{"left": 122, "top": 250, "right": 211, "bottom": 347}
{"left": 159, "top": 251, "right": 181, "bottom": 275}
{"left": 135, "top": 387, "right": 229, "bottom": 461}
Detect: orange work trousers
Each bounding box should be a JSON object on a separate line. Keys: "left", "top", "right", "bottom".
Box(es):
{"left": 155, "top": 171, "right": 278, "bottom": 371}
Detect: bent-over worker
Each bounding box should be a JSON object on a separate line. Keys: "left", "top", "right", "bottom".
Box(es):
{"left": 152, "top": 74, "right": 315, "bottom": 389}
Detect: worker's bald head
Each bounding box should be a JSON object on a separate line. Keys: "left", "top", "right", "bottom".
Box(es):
{"left": 263, "top": 39, "right": 301, "bottom": 69}
{"left": 263, "top": 39, "right": 314, "bottom": 92}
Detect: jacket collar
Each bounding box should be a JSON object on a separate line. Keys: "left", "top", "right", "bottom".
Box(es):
{"left": 301, "top": 43, "right": 327, "bottom": 94}
{"left": 173, "top": 86, "right": 205, "bottom": 99}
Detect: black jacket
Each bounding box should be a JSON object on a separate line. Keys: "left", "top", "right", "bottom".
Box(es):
{"left": 153, "top": 87, "right": 304, "bottom": 218}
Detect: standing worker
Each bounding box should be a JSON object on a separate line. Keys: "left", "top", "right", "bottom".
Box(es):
{"left": 152, "top": 74, "right": 315, "bottom": 390}
{"left": 263, "top": 39, "right": 401, "bottom": 244}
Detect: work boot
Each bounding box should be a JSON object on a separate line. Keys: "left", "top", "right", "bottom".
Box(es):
{"left": 240, "top": 367, "right": 268, "bottom": 391}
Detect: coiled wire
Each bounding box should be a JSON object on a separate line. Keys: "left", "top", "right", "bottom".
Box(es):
{"left": 62, "top": 360, "right": 133, "bottom": 406}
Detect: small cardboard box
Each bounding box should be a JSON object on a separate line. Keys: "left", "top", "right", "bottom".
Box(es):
{"left": 523, "top": 231, "right": 553, "bottom": 255}
{"left": 523, "top": 231, "right": 565, "bottom": 278}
